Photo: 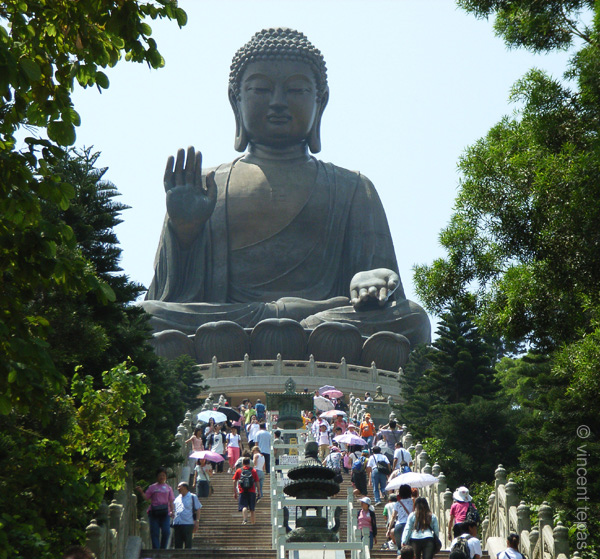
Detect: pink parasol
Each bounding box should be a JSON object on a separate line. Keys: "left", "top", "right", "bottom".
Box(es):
{"left": 321, "top": 409, "right": 347, "bottom": 419}
{"left": 189, "top": 450, "right": 225, "bottom": 462}
{"left": 322, "top": 389, "right": 344, "bottom": 399}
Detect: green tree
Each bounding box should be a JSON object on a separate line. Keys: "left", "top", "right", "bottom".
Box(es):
{"left": 398, "top": 343, "right": 432, "bottom": 432}
{"left": 414, "top": 2, "right": 600, "bottom": 553}
{"left": 415, "top": 3, "right": 600, "bottom": 351}
{"left": 402, "top": 303, "right": 515, "bottom": 485}
{"left": 0, "top": 362, "right": 147, "bottom": 559}
{"left": 0, "top": 0, "right": 186, "bottom": 417}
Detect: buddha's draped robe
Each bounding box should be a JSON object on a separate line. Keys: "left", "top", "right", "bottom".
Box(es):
{"left": 142, "top": 159, "right": 430, "bottom": 347}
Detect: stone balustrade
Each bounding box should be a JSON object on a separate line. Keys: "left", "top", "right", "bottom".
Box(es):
{"left": 196, "top": 353, "right": 402, "bottom": 400}
{"left": 402, "top": 433, "right": 572, "bottom": 559}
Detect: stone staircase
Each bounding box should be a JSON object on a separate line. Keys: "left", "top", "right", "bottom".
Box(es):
{"left": 139, "top": 466, "right": 468, "bottom": 559}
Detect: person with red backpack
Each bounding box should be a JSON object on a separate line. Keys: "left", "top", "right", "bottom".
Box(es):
{"left": 232, "top": 457, "right": 259, "bottom": 525}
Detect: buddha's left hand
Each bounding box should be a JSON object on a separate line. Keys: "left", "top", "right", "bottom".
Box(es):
{"left": 349, "top": 268, "right": 399, "bottom": 310}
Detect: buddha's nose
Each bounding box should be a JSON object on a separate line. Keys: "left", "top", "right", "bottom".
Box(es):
{"left": 269, "top": 84, "right": 288, "bottom": 110}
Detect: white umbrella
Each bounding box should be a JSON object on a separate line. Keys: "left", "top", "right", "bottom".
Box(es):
{"left": 318, "top": 385, "right": 336, "bottom": 395}
{"left": 197, "top": 410, "right": 228, "bottom": 424}
{"left": 334, "top": 433, "right": 367, "bottom": 446}
{"left": 314, "top": 396, "right": 334, "bottom": 411}
{"left": 386, "top": 472, "right": 438, "bottom": 491}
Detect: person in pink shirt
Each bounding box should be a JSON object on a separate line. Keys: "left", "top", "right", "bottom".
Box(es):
{"left": 448, "top": 486, "right": 475, "bottom": 540}
{"left": 135, "top": 468, "right": 175, "bottom": 549}
{"left": 333, "top": 413, "right": 348, "bottom": 434}
{"left": 357, "top": 497, "right": 378, "bottom": 550}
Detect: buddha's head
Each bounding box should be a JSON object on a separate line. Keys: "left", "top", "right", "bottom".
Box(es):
{"left": 229, "top": 28, "right": 329, "bottom": 153}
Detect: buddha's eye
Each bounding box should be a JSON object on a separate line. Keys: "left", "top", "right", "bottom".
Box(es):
{"left": 250, "top": 87, "right": 271, "bottom": 94}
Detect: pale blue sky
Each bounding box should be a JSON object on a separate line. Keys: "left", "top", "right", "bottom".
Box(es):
{"left": 71, "top": 0, "right": 575, "bottom": 324}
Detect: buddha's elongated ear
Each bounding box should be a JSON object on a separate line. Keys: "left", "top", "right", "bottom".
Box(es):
{"left": 308, "top": 87, "right": 329, "bottom": 154}
{"left": 229, "top": 87, "right": 248, "bottom": 152}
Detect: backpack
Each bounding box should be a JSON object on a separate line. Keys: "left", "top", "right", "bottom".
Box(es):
{"left": 449, "top": 535, "right": 471, "bottom": 559}
{"left": 239, "top": 468, "right": 255, "bottom": 491}
{"left": 352, "top": 456, "right": 367, "bottom": 473}
{"left": 375, "top": 457, "right": 391, "bottom": 476}
{"left": 465, "top": 502, "right": 481, "bottom": 524}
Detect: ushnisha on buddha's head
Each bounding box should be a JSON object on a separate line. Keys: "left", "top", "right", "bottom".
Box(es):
{"left": 228, "top": 28, "right": 329, "bottom": 153}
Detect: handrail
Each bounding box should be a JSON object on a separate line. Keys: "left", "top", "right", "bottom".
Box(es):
{"left": 406, "top": 432, "right": 572, "bottom": 559}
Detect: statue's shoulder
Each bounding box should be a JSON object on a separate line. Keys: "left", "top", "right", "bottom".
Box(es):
{"left": 317, "top": 160, "right": 377, "bottom": 192}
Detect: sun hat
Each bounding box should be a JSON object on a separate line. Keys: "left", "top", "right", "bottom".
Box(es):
{"left": 453, "top": 486, "right": 472, "bottom": 502}
{"left": 361, "top": 449, "right": 370, "bottom": 455}
{"left": 177, "top": 481, "right": 189, "bottom": 488}
{"left": 359, "top": 497, "right": 371, "bottom": 505}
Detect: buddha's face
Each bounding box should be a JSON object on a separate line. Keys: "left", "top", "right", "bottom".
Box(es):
{"left": 239, "top": 59, "right": 319, "bottom": 148}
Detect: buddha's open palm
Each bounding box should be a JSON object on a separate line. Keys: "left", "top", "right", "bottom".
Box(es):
{"left": 350, "top": 268, "right": 399, "bottom": 310}
{"left": 165, "top": 146, "right": 217, "bottom": 245}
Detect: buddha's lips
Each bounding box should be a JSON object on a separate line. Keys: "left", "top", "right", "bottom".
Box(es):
{"left": 267, "top": 115, "right": 292, "bottom": 123}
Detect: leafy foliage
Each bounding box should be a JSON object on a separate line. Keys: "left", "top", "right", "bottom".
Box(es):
{"left": 402, "top": 303, "right": 516, "bottom": 487}
{"left": 0, "top": 0, "right": 186, "bottom": 418}
{"left": 415, "top": 2, "right": 600, "bottom": 553}
{"left": 457, "top": 0, "right": 594, "bottom": 52}
{"left": 0, "top": 362, "right": 146, "bottom": 559}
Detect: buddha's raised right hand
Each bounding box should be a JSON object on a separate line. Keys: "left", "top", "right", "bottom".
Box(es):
{"left": 164, "top": 146, "right": 217, "bottom": 246}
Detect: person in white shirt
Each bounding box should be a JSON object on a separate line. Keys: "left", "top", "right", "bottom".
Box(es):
{"left": 247, "top": 415, "right": 261, "bottom": 449}
{"left": 366, "top": 446, "right": 390, "bottom": 505}
{"left": 392, "top": 442, "right": 413, "bottom": 472}
{"left": 450, "top": 521, "right": 482, "bottom": 559}
{"left": 497, "top": 534, "right": 523, "bottom": 559}
{"left": 317, "top": 423, "right": 332, "bottom": 461}
{"left": 207, "top": 424, "right": 227, "bottom": 473}
{"left": 255, "top": 423, "right": 272, "bottom": 473}
{"left": 172, "top": 481, "right": 201, "bottom": 549}
{"left": 226, "top": 426, "right": 241, "bottom": 474}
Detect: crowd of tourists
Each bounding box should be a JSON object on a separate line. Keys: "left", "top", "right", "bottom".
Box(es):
{"left": 135, "top": 395, "right": 524, "bottom": 559}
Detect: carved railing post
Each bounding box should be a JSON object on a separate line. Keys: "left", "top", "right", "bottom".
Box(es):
{"left": 505, "top": 478, "right": 519, "bottom": 509}
{"left": 309, "top": 354, "right": 316, "bottom": 376}
{"left": 529, "top": 526, "right": 539, "bottom": 555}
{"left": 437, "top": 472, "right": 447, "bottom": 495}
{"left": 210, "top": 355, "right": 218, "bottom": 378}
{"left": 495, "top": 464, "right": 507, "bottom": 488}
{"left": 341, "top": 357, "right": 348, "bottom": 378}
{"left": 370, "top": 362, "right": 377, "bottom": 382}
{"left": 432, "top": 462, "right": 441, "bottom": 477}
{"left": 418, "top": 450, "right": 429, "bottom": 471}
{"left": 423, "top": 462, "right": 432, "bottom": 475}
{"left": 183, "top": 410, "right": 193, "bottom": 432}
{"left": 487, "top": 493, "right": 496, "bottom": 537}
{"left": 86, "top": 517, "right": 103, "bottom": 559}
{"left": 553, "top": 521, "right": 569, "bottom": 557}
{"left": 414, "top": 442, "right": 423, "bottom": 459}
{"left": 403, "top": 431, "right": 413, "bottom": 448}
{"left": 243, "top": 353, "right": 251, "bottom": 376}
{"left": 538, "top": 501, "right": 553, "bottom": 530}
{"left": 517, "top": 501, "right": 531, "bottom": 534}
{"left": 481, "top": 517, "right": 489, "bottom": 546}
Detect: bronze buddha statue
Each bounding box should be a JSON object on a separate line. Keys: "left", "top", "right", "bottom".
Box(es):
{"left": 142, "top": 28, "right": 430, "bottom": 357}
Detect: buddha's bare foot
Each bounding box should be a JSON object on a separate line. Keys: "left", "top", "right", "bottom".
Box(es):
{"left": 276, "top": 296, "right": 349, "bottom": 322}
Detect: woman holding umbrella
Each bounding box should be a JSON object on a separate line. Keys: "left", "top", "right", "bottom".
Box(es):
{"left": 388, "top": 484, "right": 414, "bottom": 551}
{"left": 193, "top": 457, "right": 212, "bottom": 498}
